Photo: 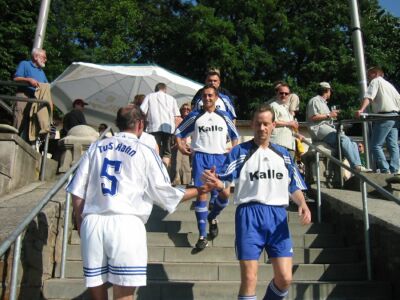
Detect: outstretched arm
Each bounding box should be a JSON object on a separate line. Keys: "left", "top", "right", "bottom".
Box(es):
{"left": 201, "top": 166, "right": 231, "bottom": 198}
{"left": 290, "top": 190, "right": 311, "bottom": 225}
{"left": 72, "top": 195, "right": 85, "bottom": 236}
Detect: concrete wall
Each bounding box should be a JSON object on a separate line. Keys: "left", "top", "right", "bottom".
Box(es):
{"left": 0, "top": 197, "right": 65, "bottom": 300}
{"left": 0, "top": 134, "right": 40, "bottom": 196}
{"left": 321, "top": 193, "right": 400, "bottom": 299}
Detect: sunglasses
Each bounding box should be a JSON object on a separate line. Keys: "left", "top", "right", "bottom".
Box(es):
{"left": 279, "top": 92, "right": 290, "bottom": 96}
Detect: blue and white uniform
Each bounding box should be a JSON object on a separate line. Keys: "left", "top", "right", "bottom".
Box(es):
{"left": 175, "top": 109, "right": 239, "bottom": 186}
{"left": 192, "top": 92, "right": 237, "bottom": 121}
{"left": 67, "top": 132, "right": 184, "bottom": 288}
{"left": 218, "top": 139, "right": 306, "bottom": 260}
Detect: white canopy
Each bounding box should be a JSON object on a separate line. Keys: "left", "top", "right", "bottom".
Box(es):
{"left": 51, "top": 62, "right": 203, "bottom": 126}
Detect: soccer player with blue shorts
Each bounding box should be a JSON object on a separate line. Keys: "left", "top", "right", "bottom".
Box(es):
{"left": 202, "top": 105, "right": 311, "bottom": 299}
{"left": 176, "top": 84, "right": 239, "bottom": 250}
{"left": 67, "top": 105, "right": 207, "bottom": 300}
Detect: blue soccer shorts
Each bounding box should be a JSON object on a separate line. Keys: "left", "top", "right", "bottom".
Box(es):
{"left": 235, "top": 202, "right": 293, "bottom": 260}
{"left": 192, "top": 151, "right": 226, "bottom": 187}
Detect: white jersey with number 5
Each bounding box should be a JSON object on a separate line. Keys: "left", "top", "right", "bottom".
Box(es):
{"left": 66, "top": 132, "right": 184, "bottom": 223}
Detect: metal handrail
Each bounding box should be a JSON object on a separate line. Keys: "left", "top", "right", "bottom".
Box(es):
{"left": 0, "top": 126, "right": 112, "bottom": 300}
{"left": 302, "top": 130, "right": 400, "bottom": 281}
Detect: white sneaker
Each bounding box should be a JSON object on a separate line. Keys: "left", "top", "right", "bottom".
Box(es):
{"left": 355, "top": 166, "right": 372, "bottom": 172}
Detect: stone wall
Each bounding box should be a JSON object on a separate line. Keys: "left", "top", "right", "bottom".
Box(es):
{"left": 320, "top": 193, "right": 400, "bottom": 299}
{"left": 0, "top": 197, "right": 65, "bottom": 300}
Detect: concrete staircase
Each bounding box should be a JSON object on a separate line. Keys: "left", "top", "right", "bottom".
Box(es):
{"left": 43, "top": 199, "right": 391, "bottom": 299}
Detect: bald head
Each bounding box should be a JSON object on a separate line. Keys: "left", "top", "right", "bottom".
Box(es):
{"left": 116, "top": 105, "right": 145, "bottom": 133}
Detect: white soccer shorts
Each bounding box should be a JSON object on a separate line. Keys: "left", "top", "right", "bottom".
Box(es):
{"left": 80, "top": 214, "right": 147, "bottom": 287}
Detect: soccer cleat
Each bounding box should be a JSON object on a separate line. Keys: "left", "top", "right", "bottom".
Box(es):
{"left": 208, "top": 218, "right": 219, "bottom": 239}
{"left": 195, "top": 237, "right": 209, "bottom": 250}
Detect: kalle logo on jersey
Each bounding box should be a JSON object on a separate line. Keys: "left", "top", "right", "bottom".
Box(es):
{"left": 249, "top": 170, "right": 284, "bottom": 181}
{"left": 198, "top": 125, "right": 223, "bottom": 133}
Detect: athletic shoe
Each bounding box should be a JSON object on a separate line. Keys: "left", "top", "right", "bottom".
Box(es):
{"left": 195, "top": 237, "right": 209, "bottom": 250}
{"left": 355, "top": 165, "right": 372, "bottom": 172}
{"left": 208, "top": 219, "right": 219, "bottom": 239}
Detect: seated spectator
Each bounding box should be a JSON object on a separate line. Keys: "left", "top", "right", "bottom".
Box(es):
{"left": 61, "top": 99, "right": 88, "bottom": 137}
{"left": 306, "top": 82, "right": 368, "bottom": 172}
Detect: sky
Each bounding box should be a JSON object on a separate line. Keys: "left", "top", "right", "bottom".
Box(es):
{"left": 379, "top": 0, "right": 400, "bottom": 17}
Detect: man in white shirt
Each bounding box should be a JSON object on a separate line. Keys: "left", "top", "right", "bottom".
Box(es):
{"left": 140, "top": 83, "right": 180, "bottom": 168}
{"left": 356, "top": 67, "right": 400, "bottom": 173}
{"left": 67, "top": 105, "right": 204, "bottom": 300}
{"left": 202, "top": 105, "right": 311, "bottom": 300}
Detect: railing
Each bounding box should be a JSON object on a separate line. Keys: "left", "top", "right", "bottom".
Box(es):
{"left": 303, "top": 113, "right": 400, "bottom": 281}
{"left": 0, "top": 126, "right": 113, "bottom": 300}
{"left": 0, "top": 80, "right": 53, "bottom": 181}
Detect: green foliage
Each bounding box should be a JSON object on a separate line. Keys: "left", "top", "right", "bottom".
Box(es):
{"left": 1, "top": 0, "right": 399, "bottom": 122}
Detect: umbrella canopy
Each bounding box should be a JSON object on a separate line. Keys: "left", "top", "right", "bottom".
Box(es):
{"left": 51, "top": 62, "right": 203, "bottom": 126}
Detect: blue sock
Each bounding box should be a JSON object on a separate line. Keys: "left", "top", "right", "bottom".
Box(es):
{"left": 209, "top": 189, "right": 218, "bottom": 204}
{"left": 208, "top": 196, "right": 229, "bottom": 221}
{"left": 194, "top": 200, "right": 208, "bottom": 237}
{"left": 238, "top": 296, "right": 257, "bottom": 300}
{"left": 263, "top": 280, "right": 288, "bottom": 300}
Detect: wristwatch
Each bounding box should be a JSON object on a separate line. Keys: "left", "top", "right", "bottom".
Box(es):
{"left": 326, "top": 113, "right": 330, "bottom": 119}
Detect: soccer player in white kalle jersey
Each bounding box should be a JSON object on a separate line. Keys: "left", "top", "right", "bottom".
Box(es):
{"left": 176, "top": 84, "right": 239, "bottom": 250}
{"left": 203, "top": 105, "right": 311, "bottom": 300}
{"left": 67, "top": 105, "right": 206, "bottom": 300}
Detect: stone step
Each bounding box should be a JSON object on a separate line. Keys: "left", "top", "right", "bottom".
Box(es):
{"left": 145, "top": 220, "right": 335, "bottom": 235}
{"left": 67, "top": 245, "right": 360, "bottom": 264}
{"left": 43, "top": 279, "right": 391, "bottom": 300}
{"left": 62, "top": 261, "right": 367, "bottom": 281}
{"left": 70, "top": 230, "right": 346, "bottom": 248}
{"left": 152, "top": 209, "right": 312, "bottom": 223}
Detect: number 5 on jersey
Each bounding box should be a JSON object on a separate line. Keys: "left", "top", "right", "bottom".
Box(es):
{"left": 100, "top": 158, "right": 122, "bottom": 196}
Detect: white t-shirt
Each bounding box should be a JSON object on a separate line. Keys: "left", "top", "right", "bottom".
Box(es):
{"left": 66, "top": 132, "right": 184, "bottom": 223}
{"left": 270, "top": 101, "right": 296, "bottom": 150}
{"left": 140, "top": 91, "right": 180, "bottom": 134}
{"left": 364, "top": 76, "right": 400, "bottom": 113}
{"left": 139, "top": 132, "right": 158, "bottom": 151}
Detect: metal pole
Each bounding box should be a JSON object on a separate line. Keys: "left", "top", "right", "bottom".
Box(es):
{"left": 316, "top": 152, "right": 322, "bottom": 223}
{"left": 9, "top": 234, "right": 22, "bottom": 300}
{"left": 60, "top": 175, "right": 72, "bottom": 278}
{"left": 40, "top": 132, "right": 50, "bottom": 181}
{"left": 349, "top": 0, "right": 371, "bottom": 168}
{"left": 33, "top": 0, "right": 52, "bottom": 49}
{"left": 360, "top": 180, "right": 372, "bottom": 280}
{"left": 337, "top": 123, "right": 344, "bottom": 188}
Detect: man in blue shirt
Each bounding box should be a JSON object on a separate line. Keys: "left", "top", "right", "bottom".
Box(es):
{"left": 13, "top": 48, "right": 48, "bottom": 134}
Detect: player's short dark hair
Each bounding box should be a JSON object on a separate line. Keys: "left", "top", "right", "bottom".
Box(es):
{"left": 202, "top": 84, "right": 219, "bottom": 97}
{"left": 155, "top": 82, "right": 167, "bottom": 92}
{"left": 253, "top": 104, "right": 275, "bottom": 122}
{"left": 116, "top": 105, "right": 145, "bottom": 131}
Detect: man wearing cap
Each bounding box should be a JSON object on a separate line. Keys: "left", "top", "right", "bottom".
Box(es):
{"left": 61, "top": 99, "right": 88, "bottom": 137}
{"left": 355, "top": 67, "right": 400, "bottom": 174}
{"left": 307, "top": 82, "right": 367, "bottom": 172}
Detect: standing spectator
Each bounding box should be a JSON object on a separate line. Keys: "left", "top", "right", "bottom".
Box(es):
{"left": 13, "top": 48, "right": 49, "bottom": 139}
{"left": 61, "top": 99, "right": 88, "bottom": 137}
{"left": 66, "top": 105, "right": 206, "bottom": 300}
{"left": 202, "top": 105, "right": 311, "bottom": 300}
{"left": 268, "top": 83, "right": 298, "bottom": 158}
{"left": 140, "top": 83, "right": 180, "bottom": 170}
{"left": 306, "top": 82, "right": 368, "bottom": 172}
{"left": 191, "top": 69, "right": 237, "bottom": 121}
{"left": 266, "top": 81, "right": 300, "bottom": 116}
{"left": 172, "top": 103, "right": 192, "bottom": 185}
{"left": 176, "top": 84, "right": 239, "bottom": 250}
{"left": 132, "top": 94, "right": 145, "bottom": 106}
{"left": 355, "top": 67, "right": 400, "bottom": 174}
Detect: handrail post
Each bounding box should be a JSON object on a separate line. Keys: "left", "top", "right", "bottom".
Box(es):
{"left": 40, "top": 132, "right": 50, "bottom": 181}
{"left": 362, "top": 115, "right": 372, "bottom": 169}
{"left": 360, "top": 180, "right": 372, "bottom": 280}
{"left": 316, "top": 151, "right": 322, "bottom": 223}
{"left": 336, "top": 123, "right": 344, "bottom": 188}
{"left": 9, "top": 234, "right": 22, "bottom": 300}
{"left": 60, "top": 174, "right": 73, "bottom": 278}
